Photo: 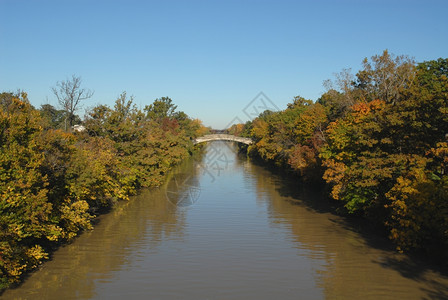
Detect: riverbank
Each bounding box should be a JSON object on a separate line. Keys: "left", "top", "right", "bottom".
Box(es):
{"left": 0, "top": 92, "right": 207, "bottom": 292}
{"left": 247, "top": 153, "right": 448, "bottom": 269}
{"left": 231, "top": 55, "right": 448, "bottom": 256}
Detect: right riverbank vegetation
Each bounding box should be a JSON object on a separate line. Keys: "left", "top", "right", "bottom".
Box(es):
{"left": 0, "top": 91, "right": 208, "bottom": 290}
{"left": 230, "top": 51, "right": 448, "bottom": 258}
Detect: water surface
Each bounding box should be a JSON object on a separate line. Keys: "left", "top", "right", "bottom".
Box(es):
{"left": 3, "top": 142, "right": 448, "bottom": 299}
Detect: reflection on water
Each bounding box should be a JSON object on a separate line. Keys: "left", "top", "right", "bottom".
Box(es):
{"left": 2, "top": 187, "right": 186, "bottom": 300}
{"left": 164, "top": 167, "right": 201, "bottom": 207}
{"left": 3, "top": 142, "right": 448, "bottom": 299}
{"left": 242, "top": 158, "right": 448, "bottom": 299}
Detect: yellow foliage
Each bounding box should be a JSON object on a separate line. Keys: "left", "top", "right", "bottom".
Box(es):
{"left": 251, "top": 119, "right": 268, "bottom": 138}
{"left": 322, "top": 159, "right": 347, "bottom": 200}
{"left": 60, "top": 199, "right": 93, "bottom": 240}
{"left": 26, "top": 245, "right": 48, "bottom": 261}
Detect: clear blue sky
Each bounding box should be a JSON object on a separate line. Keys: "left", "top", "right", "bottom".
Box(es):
{"left": 1, "top": 0, "right": 447, "bottom": 128}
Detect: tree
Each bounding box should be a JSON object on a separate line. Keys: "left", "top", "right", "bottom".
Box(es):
{"left": 52, "top": 75, "right": 94, "bottom": 131}
{"left": 39, "top": 104, "right": 69, "bottom": 129}
{"left": 321, "top": 68, "right": 357, "bottom": 116}
{"left": 354, "top": 50, "right": 415, "bottom": 104}
{"left": 144, "top": 97, "right": 177, "bottom": 120}
{"left": 0, "top": 90, "right": 199, "bottom": 289}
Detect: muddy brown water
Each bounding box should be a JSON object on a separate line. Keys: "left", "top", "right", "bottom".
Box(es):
{"left": 3, "top": 142, "right": 448, "bottom": 299}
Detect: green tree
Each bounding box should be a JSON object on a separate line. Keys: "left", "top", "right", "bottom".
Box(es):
{"left": 39, "top": 104, "right": 70, "bottom": 129}
{"left": 144, "top": 96, "right": 177, "bottom": 120}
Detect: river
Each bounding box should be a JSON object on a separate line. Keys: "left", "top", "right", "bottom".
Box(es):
{"left": 3, "top": 142, "right": 448, "bottom": 299}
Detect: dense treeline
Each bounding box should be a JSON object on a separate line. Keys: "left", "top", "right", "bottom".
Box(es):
{"left": 233, "top": 51, "right": 448, "bottom": 255}
{"left": 0, "top": 92, "right": 207, "bottom": 290}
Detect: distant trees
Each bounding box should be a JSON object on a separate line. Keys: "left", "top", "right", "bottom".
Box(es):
{"left": 52, "top": 75, "right": 93, "bottom": 131}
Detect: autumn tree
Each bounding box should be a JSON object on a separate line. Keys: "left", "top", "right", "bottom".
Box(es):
{"left": 320, "top": 57, "right": 448, "bottom": 252}
{"left": 354, "top": 50, "right": 415, "bottom": 104}
{"left": 0, "top": 93, "right": 91, "bottom": 289}
{"left": 321, "top": 51, "right": 415, "bottom": 119}
{"left": 1, "top": 89, "right": 199, "bottom": 290}
{"left": 383, "top": 58, "right": 448, "bottom": 251}
{"left": 245, "top": 95, "right": 328, "bottom": 179}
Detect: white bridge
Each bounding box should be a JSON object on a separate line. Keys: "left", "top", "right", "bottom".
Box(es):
{"left": 194, "top": 134, "right": 253, "bottom": 145}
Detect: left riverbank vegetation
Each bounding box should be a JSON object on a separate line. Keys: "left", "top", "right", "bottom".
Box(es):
{"left": 0, "top": 91, "right": 208, "bottom": 290}
{"left": 231, "top": 51, "right": 448, "bottom": 258}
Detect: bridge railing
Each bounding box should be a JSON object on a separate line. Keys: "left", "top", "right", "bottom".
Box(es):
{"left": 193, "top": 134, "right": 253, "bottom": 145}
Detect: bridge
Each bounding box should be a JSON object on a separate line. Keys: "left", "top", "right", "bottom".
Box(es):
{"left": 194, "top": 134, "right": 253, "bottom": 145}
